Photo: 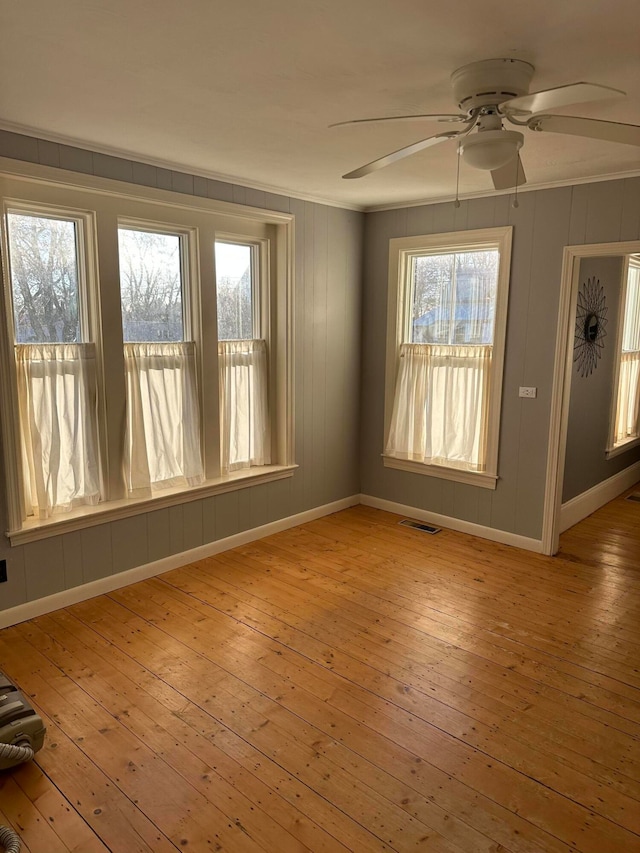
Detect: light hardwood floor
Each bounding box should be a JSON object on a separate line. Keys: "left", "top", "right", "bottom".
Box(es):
{"left": 1, "top": 492, "right": 639, "bottom": 852}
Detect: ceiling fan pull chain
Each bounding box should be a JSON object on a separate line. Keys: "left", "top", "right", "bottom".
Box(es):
{"left": 512, "top": 158, "right": 520, "bottom": 208}
{"left": 454, "top": 141, "right": 461, "bottom": 208}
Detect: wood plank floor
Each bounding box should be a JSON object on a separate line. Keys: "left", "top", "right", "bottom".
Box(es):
{"left": 1, "top": 492, "right": 639, "bottom": 852}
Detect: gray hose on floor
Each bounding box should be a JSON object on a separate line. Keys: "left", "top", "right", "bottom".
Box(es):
{"left": 0, "top": 826, "right": 20, "bottom": 853}
{"left": 0, "top": 742, "right": 34, "bottom": 769}
{"left": 0, "top": 743, "right": 34, "bottom": 852}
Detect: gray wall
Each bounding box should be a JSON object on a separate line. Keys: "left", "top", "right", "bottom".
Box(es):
{"left": 361, "top": 177, "right": 640, "bottom": 540}
{"left": 0, "top": 131, "right": 364, "bottom": 610}
{"left": 563, "top": 255, "right": 640, "bottom": 502}
{"left": 2, "top": 128, "right": 640, "bottom": 609}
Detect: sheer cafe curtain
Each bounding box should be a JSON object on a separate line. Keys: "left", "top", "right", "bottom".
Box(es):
{"left": 385, "top": 343, "right": 492, "bottom": 471}
{"left": 15, "top": 343, "right": 102, "bottom": 519}
{"left": 124, "top": 342, "right": 204, "bottom": 496}
{"left": 615, "top": 351, "right": 640, "bottom": 442}
{"left": 218, "top": 339, "right": 270, "bottom": 473}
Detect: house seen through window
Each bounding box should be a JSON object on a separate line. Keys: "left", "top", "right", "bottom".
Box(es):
{"left": 410, "top": 250, "right": 499, "bottom": 345}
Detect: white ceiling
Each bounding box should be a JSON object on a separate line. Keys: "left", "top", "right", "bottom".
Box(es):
{"left": 2, "top": 0, "right": 639, "bottom": 209}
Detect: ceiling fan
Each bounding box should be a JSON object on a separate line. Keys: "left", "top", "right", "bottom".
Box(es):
{"left": 332, "top": 58, "right": 640, "bottom": 189}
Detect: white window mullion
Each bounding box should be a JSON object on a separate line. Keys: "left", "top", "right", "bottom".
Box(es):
{"left": 93, "top": 211, "right": 126, "bottom": 501}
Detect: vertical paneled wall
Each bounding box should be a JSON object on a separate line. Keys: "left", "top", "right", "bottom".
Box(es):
{"left": 0, "top": 131, "right": 363, "bottom": 609}
{"left": 361, "top": 177, "right": 640, "bottom": 540}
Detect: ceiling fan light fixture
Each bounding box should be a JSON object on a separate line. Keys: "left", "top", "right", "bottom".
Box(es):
{"left": 459, "top": 130, "right": 524, "bottom": 171}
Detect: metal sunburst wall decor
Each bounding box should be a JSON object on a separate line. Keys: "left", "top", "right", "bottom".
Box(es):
{"left": 574, "top": 276, "right": 608, "bottom": 378}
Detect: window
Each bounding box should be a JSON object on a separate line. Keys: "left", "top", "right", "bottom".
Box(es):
{"left": 215, "top": 241, "right": 255, "bottom": 341}
{"left": 6, "top": 207, "right": 101, "bottom": 519}
{"left": 384, "top": 227, "right": 512, "bottom": 488}
{"left": 118, "top": 228, "right": 185, "bottom": 342}
{"left": 0, "top": 166, "right": 294, "bottom": 543}
{"left": 608, "top": 256, "right": 640, "bottom": 455}
{"left": 215, "top": 240, "right": 271, "bottom": 474}
{"left": 118, "top": 226, "right": 204, "bottom": 496}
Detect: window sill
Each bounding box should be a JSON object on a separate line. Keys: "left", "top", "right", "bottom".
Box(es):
{"left": 382, "top": 455, "right": 498, "bottom": 490}
{"left": 7, "top": 464, "right": 298, "bottom": 546}
{"left": 605, "top": 436, "right": 640, "bottom": 460}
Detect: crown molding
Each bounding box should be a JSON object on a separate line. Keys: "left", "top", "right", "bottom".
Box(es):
{"left": 0, "top": 120, "right": 365, "bottom": 213}
{"left": 364, "top": 168, "right": 640, "bottom": 212}
{"left": 2, "top": 120, "right": 638, "bottom": 216}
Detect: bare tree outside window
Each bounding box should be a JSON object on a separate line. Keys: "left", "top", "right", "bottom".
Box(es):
{"left": 7, "top": 213, "right": 81, "bottom": 343}
{"left": 215, "top": 242, "right": 254, "bottom": 340}
{"left": 118, "top": 229, "right": 183, "bottom": 342}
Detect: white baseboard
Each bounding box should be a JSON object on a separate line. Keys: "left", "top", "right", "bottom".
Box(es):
{"left": 359, "top": 494, "right": 545, "bottom": 553}
{"left": 0, "top": 495, "right": 360, "bottom": 630}
{"left": 559, "top": 461, "right": 640, "bottom": 533}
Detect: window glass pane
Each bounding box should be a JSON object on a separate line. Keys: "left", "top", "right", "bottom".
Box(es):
{"left": 7, "top": 213, "right": 81, "bottom": 343}
{"left": 118, "top": 228, "right": 184, "bottom": 342}
{"left": 215, "top": 242, "right": 254, "bottom": 340}
{"left": 411, "top": 254, "right": 454, "bottom": 344}
{"left": 411, "top": 249, "right": 499, "bottom": 345}
{"left": 622, "top": 265, "right": 640, "bottom": 353}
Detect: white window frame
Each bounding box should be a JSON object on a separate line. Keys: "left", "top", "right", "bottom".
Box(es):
{"left": 383, "top": 226, "right": 513, "bottom": 489}
{"left": 606, "top": 254, "right": 640, "bottom": 459}
{"left": 0, "top": 159, "right": 295, "bottom": 544}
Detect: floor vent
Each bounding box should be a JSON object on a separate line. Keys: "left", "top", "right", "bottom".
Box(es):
{"left": 625, "top": 493, "right": 640, "bottom": 502}
{"left": 399, "top": 519, "right": 441, "bottom": 534}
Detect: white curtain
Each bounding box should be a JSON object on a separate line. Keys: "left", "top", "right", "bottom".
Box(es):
{"left": 385, "top": 343, "right": 492, "bottom": 471}
{"left": 218, "top": 339, "right": 270, "bottom": 473}
{"left": 15, "top": 343, "right": 102, "bottom": 519}
{"left": 124, "top": 342, "right": 204, "bottom": 496}
{"left": 614, "top": 351, "right": 640, "bottom": 443}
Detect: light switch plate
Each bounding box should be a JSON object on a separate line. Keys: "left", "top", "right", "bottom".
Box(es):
{"left": 519, "top": 386, "right": 537, "bottom": 398}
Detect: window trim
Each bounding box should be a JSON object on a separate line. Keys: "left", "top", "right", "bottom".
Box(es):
{"left": 606, "top": 254, "right": 640, "bottom": 458}
{"left": 0, "top": 158, "right": 295, "bottom": 543}
{"left": 383, "top": 226, "right": 513, "bottom": 489}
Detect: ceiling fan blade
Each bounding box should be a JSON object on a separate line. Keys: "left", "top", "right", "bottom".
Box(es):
{"left": 491, "top": 155, "right": 527, "bottom": 190}
{"left": 330, "top": 114, "right": 467, "bottom": 128}
{"left": 502, "top": 83, "right": 625, "bottom": 117}
{"left": 530, "top": 114, "right": 640, "bottom": 146}
{"left": 343, "top": 130, "right": 461, "bottom": 179}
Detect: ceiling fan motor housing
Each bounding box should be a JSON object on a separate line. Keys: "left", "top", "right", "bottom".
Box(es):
{"left": 451, "top": 58, "right": 535, "bottom": 113}
{"left": 459, "top": 129, "right": 524, "bottom": 170}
